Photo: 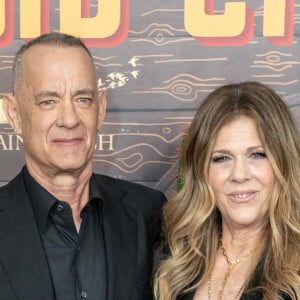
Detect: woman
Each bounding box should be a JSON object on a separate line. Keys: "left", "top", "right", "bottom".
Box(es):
{"left": 154, "top": 82, "right": 300, "bottom": 300}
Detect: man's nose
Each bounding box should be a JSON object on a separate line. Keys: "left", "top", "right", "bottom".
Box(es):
{"left": 56, "top": 100, "right": 80, "bottom": 128}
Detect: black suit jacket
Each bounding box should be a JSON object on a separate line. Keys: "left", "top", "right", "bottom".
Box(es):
{"left": 0, "top": 169, "right": 166, "bottom": 300}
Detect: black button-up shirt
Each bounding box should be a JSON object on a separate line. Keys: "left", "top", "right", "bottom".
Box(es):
{"left": 24, "top": 167, "right": 107, "bottom": 300}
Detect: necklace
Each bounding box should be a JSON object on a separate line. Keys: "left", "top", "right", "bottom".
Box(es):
{"left": 207, "top": 238, "right": 256, "bottom": 300}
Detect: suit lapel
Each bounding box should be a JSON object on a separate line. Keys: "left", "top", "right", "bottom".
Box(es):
{"left": 0, "top": 172, "right": 55, "bottom": 300}
{"left": 96, "top": 176, "right": 138, "bottom": 300}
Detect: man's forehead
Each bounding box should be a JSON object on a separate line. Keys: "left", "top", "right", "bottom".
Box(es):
{"left": 21, "top": 46, "right": 94, "bottom": 75}
{"left": 22, "top": 44, "right": 91, "bottom": 63}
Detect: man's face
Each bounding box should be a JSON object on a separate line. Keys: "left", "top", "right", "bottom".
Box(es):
{"left": 11, "top": 45, "right": 106, "bottom": 175}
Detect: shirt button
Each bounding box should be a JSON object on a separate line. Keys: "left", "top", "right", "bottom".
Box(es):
{"left": 81, "top": 291, "right": 87, "bottom": 298}
{"left": 56, "top": 204, "right": 64, "bottom": 212}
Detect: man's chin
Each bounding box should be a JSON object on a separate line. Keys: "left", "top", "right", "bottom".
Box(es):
{"left": 46, "top": 156, "right": 92, "bottom": 174}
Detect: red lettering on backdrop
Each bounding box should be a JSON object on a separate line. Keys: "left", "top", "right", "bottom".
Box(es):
{"left": 22, "top": 0, "right": 50, "bottom": 42}
{"left": 0, "top": 0, "right": 293, "bottom": 48}
{"left": 0, "top": 0, "right": 14, "bottom": 47}
{"left": 267, "top": 0, "right": 294, "bottom": 45}
{"left": 81, "top": 0, "right": 129, "bottom": 48}
{"left": 41, "top": 0, "right": 50, "bottom": 34}
{"left": 21, "top": 0, "right": 128, "bottom": 48}
{"left": 194, "top": 0, "right": 254, "bottom": 46}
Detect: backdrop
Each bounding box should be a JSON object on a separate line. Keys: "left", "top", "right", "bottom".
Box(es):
{"left": 0, "top": 0, "right": 299, "bottom": 198}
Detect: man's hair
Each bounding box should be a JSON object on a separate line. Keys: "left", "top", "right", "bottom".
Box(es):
{"left": 13, "top": 32, "right": 93, "bottom": 93}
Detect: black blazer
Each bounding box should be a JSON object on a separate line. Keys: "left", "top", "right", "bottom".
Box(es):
{"left": 0, "top": 169, "right": 166, "bottom": 300}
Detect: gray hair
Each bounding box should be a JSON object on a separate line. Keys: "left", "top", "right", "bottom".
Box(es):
{"left": 13, "top": 32, "right": 93, "bottom": 93}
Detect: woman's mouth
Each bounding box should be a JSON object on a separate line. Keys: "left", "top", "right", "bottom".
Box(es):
{"left": 228, "top": 191, "right": 257, "bottom": 202}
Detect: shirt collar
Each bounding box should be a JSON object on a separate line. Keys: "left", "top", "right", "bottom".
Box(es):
{"left": 89, "top": 174, "right": 105, "bottom": 223}
{"left": 23, "top": 167, "right": 104, "bottom": 234}
{"left": 23, "top": 167, "right": 57, "bottom": 235}
{"left": 90, "top": 174, "right": 104, "bottom": 202}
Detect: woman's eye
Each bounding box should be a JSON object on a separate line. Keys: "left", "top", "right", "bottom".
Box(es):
{"left": 211, "top": 156, "right": 229, "bottom": 163}
{"left": 250, "top": 152, "right": 266, "bottom": 159}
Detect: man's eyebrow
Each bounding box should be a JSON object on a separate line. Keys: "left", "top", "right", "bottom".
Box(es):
{"left": 36, "top": 91, "right": 59, "bottom": 98}
{"left": 73, "top": 89, "right": 96, "bottom": 97}
{"left": 35, "top": 89, "right": 96, "bottom": 99}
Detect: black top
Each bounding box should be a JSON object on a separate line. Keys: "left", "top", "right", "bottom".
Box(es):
{"left": 178, "top": 291, "right": 263, "bottom": 300}
{"left": 178, "top": 290, "right": 292, "bottom": 300}
{"left": 177, "top": 270, "right": 291, "bottom": 300}
{"left": 24, "top": 167, "right": 106, "bottom": 300}
{"left": 158, "top": 247, "right": 291, "bottom": 300}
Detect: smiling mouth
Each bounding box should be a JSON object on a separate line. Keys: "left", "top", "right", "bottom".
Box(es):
{"left": 232, "top": 193, "right": 253, "bottom": 199}
{"left": 228, "top": 191, "right": 257, "bottom": 202}
{"left": 53, "top": 138, "right": 83, "bottom": 146}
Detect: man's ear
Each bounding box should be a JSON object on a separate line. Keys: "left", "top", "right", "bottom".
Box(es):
{"left": 97, "top": 90, "right": 107, "bottom": 131}
{"left": 2, "top": 93, "right": 22, "bottom": 135}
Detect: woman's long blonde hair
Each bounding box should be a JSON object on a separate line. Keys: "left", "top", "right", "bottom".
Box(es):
{"left": 154, "top": 82, "right": 300, "bottom": 300}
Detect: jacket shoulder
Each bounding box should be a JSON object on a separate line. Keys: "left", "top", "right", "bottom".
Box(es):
{"left": 0, "top": 171, "right": 24, "bottom": 209}
{"left": 93, "top": 174, "right": 166, "bottom": 213}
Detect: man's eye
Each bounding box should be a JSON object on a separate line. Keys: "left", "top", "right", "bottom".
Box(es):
{"left": 39, "top": 99, "right": 55, "bottom": 106}
{"left": 77, "top": 97, "right": 92, "bottom": 104}
{"left": 211, "top": 156, "right": 229, "bottom": 163}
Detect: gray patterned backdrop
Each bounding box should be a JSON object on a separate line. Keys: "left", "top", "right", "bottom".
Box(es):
{"left": 0, "top": 0, "right": 299, "bottom": 198}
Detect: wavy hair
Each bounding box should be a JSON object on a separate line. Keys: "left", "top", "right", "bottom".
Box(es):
{"left": 154, "top": 82, "right": 300, "bottom": 300}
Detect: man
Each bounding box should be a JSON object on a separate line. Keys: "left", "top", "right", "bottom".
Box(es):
{"left": 0, "top": 32, "right": 165, "bottom": 300}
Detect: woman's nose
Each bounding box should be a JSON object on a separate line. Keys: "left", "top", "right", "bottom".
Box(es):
{"left": 230, "top": 159, "right": 250, "bottom": 182}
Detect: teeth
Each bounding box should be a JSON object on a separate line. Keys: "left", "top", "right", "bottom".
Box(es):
{"left": 234, "top": 193, "right": 252, "bottom": 199}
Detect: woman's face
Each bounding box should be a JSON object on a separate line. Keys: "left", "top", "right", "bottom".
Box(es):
{"left": 208, "top": 116, "right": 275, "bottom": 230}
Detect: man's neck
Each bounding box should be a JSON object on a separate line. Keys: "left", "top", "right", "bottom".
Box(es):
{"left": 26, "top": 162, "right": 93, "bottom": 231}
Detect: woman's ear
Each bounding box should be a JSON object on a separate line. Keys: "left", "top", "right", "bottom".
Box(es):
{"left": 96, "top": 90, "right": 107, "bottom": 131}
{"left": 2, "top": 93, "right": 22, "bottom": 135}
